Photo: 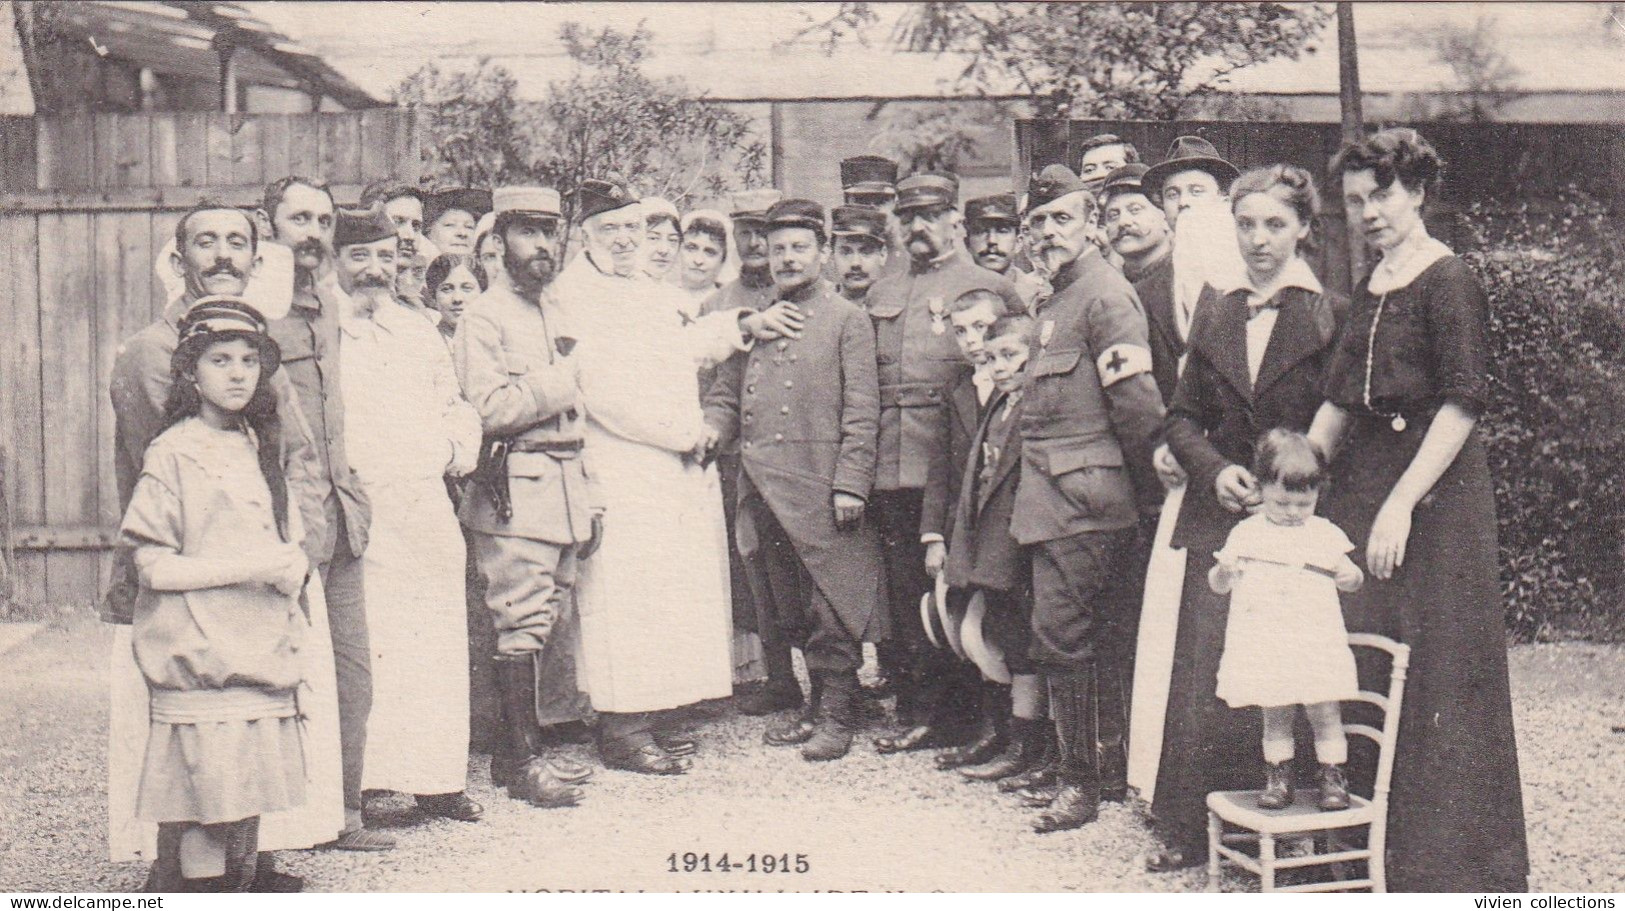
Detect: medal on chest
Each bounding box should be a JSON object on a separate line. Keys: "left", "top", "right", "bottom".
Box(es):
{"left": 927, "top": 296, "right": 947, "bottom": 335}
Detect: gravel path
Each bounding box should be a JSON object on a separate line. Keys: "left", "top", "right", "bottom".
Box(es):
{"left": 2, "top": 618, "right": 1621, "bottom": 892}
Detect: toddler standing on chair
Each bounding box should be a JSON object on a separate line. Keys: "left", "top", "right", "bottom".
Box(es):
{"left": 1209, "top": 429, "right": 1364, "bottom": 812}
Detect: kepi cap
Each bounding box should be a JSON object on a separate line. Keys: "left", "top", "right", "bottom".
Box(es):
{"left": 840, "top": 155, "right": 899, "bottom": 194}
{"left": 964, "top": 194, "right": 1020, "bottom": 227}
{"left": 1141, "top": 135, "right": 1240, "bottom": 196}
{"left": 764, "top": 198, "right": 826, "bottom": 235}
{"left": 1024, "top": 164, "right": 1089, "bottom": 214}
{"left": 492, "top": 186, "right": 562, "bottom": 219}
{"left": 1099, "top": 163, "right": 1153, "bottom": 202}
{"left": 830, "top": 205, "right": 888, "bottom": 243}
{"left": 730, "top": 188, "right": 783, "bottom": 223}
{"left": 174, "top": 295, "right": 282, "bottom": 377}
{"left": 334, "top": 204, "right": 397, "bottom": 249}
{"left": 895, "top": 172, "right": 959, "bottom": 214}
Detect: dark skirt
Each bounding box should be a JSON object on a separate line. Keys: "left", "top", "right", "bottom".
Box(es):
{"left": 1325, "top": 414, "right": 1529, "bottom": 892}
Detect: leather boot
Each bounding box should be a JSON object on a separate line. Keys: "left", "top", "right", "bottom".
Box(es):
{"left": 802, "top": 672, "right": 857, "bottom": 762}
{"left": 935, "top": 682, "right": 1010, "bottom": 770}
{"left": 736, "top": 680, "right": 805, "bottom": 716}
{"left": 765, "top": 677, "right": 821, "bottom": 746}
{"left": 1095, "top": 662, "right": 1129, "bottom": 802}
{"left": 1258, "top": 761, "right": 1294, "bottom": 810}
{"left": 962, "top": 715, "right": 1045, "bottom": 781}
{"left": 1034, "top": 673, "right": 1101, "bottom": 834}
{"left": 1318, "top": 764, "right": 1350, "bottom": 811}
{"left": 494, "top": 655, "right": 584, "bottom": 807}
{"left": 998, "top": 726, "right": 1057, "bottom": 792}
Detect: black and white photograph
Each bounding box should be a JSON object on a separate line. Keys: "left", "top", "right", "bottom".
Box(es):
{"left": 0, "top": 0, "right": 1622, "bottom": 896}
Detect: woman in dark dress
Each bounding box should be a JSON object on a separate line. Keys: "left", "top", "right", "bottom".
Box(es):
{"left": 1147, "top": 165, "right": 1348, "bottom": 871}
{"left": 1308, "top": 128, "right": 1528, "bottom": 892}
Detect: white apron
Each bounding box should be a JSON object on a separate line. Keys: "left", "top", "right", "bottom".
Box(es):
{"left": 1126, "top": 483, "right": 1188, "bottom": 801}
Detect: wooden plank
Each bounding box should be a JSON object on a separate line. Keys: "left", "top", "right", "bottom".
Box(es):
{"left": 35, "top": 116, "right": 96, "bottom": 190}
{"left": 205, "top": 112, "right": 235, "bottom": 188}
{"left": 396, "top": 108, "right": 422, "bottom": 185}
{"left": 36, "top": 211, "right": 101, "bottom": 606}
{"left": 149, "top": 114, "right": 179, "bottom": 187}
{"left": 0, "top": 116, "right": 38, "bottom": 192}
{"left": 358, "top": 108, "right": 400, "bottom": 182}
{"left": 95, "top": 212, "right": 155, "bottom": 528}
{"left": 259, "top": 114, "right": 292, "bottom": 186}
{"left": 288, "top": 116, "right": 321, "bottom": 179}
{"left": 94, "top": 116, "right": 119, "bottom": 190}
{"left": 232, "top": 115, "right": 264, "bottom": 188}
{"left": 150, "top": 210, "right": 182, "bottom": 319}
{"left": 0, "top": 214, "right": 46, "bottom": 604}
{"left": 96, "top": 114, "right": 155, "bottom": 188}
{"left": 0, "top": 183, "right": 370, "bottom": 213}
{"left": 319, "top": 112, "right": 363, "bottom": 186}
{"left": 172, "top": 112, "right": 210, "bottom": 189}
{"left": 9, "top": 525, "right": 119, "bottom": 551}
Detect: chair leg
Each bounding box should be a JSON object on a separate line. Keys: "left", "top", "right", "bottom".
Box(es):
{"left": 1205, "top": 811, "right": 1222, "bottom": 892}
{"left": 1259, "top": 833, "right": 1276, "bottom": 893}
{"left": 1370, "top": 828, "right": 1386, "bottom": 893}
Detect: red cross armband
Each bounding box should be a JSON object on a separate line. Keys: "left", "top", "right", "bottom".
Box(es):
{"left": 1096, "top": 343, "right": 1153, "bottom": 387}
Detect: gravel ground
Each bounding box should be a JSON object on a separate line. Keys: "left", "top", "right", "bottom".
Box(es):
{"left": 2, "top": 617, "right": 1622, "bottom": 893}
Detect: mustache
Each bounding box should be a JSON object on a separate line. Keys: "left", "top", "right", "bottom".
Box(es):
{"left": 293, "top": 238, "right": 327, "bottom": 257}
{"left": 203, "top": 260, "right": 244, "bottom": 279}
{"left": 354, "top": 274, "right": 392, "bottom": 288}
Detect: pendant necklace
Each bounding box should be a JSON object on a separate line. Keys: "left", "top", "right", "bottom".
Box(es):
{"left": 1362, "top": 293, "right": 1407, "bottom": 433}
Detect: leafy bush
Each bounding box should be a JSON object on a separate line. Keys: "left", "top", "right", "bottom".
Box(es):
{"left": 1459, "top": 188, "right": 1625, "bottom": 640}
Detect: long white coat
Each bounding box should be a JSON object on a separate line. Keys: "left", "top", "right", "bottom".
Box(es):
{"left": 554, "top": 254, "right": 744, "bottom": 713}
{"left": 342, "top": 300, "right": 482, "bottom": 794}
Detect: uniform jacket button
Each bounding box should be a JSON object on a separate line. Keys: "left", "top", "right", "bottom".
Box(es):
{"left": 743, "top": 441, "right": 752, "bottom": 449}
{"left": 780, "top": 406, "right": 789, "bottom": 414}
{"left": 747, "top": 384, "right": 756, "bottom": 394}
{"left": 774, "top": 433, "right": 784, "bottom": 442}
{"left": 784, "top": 380, "right": 793, "bottom": 389}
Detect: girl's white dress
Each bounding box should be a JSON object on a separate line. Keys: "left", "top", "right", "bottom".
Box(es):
{"left": 1214, "top": 513, "right": 1360, "bottom": 708}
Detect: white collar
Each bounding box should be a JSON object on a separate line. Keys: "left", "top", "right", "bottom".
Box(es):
{"left": 1237, "top": 257, "right": 1323, "bottom": 303}
{"left": 1368, "top": 235, "right": 1453, "bottom": 296}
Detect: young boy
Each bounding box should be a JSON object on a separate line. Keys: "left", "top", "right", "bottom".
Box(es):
{"left": 945, "top": 313, "right": 1053, "bottom": 792}
{"left": 919, "top": 287, "right": 1012, "bottom": 770}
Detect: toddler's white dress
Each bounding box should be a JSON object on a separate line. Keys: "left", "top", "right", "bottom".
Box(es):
{"left": 1214, "top": 513, "right": 1359, "bottom": 708}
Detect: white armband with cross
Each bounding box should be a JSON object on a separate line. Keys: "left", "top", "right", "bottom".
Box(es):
{"left": 1096, "top": 343, "right": 1153, "bottom": 387}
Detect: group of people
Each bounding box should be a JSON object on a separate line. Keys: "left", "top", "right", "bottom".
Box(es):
{"left": 102, "top": 123, "right": 1528, "bottom": 893}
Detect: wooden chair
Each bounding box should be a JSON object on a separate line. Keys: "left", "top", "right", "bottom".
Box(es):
{"left": 1204, "top": 633, "right": 1410, "bottom": 893}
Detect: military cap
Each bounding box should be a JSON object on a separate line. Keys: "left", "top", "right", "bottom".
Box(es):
{"left": 1099, "top": 163, "right": 1153, "bottom": 202}
{"left": 840, "top": 155, "right": 899, "bottom": 194}
{"left": 1024, "top": 164, "right": 1089, "bottom": 214}
{"left": 764, "top": 198, "right": 826, "bottom": 235}
{"left": 830, "top": 204, "right": 888, "bottom": 242}
{"left": 730, "top": 187, "right": 783, "bottom": 223}
{"left": 426, "top": 187, "right": 492, "bottom": 224}
{"left": 574, "top": 178, "right": 637, "bottom": 223}
{"left": 333, "top": 204, "right": 396, "bottom": 249}
{"left": 492, "top": 186, "right": 562, "bottom": 219}
{"left": 895, "top": 172, "right": 959, "bottom": 214}
{"left": 1141, "top": 135, "right": 1239, "bottom": 196}
{"left": 964, "top": 194, "right": 1021, "bottom": 227}
{"left": 174, "top": 295, "right": 282, "bottom": 377}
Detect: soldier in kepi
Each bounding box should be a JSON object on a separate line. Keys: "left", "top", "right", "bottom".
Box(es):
{"left": 830, "top": 204, "right": 890, "bottom": 305}
{"left": 839, "top": 155, "right": 907, "bottom": 280}
{"left": 453, "top": 186, "right": 600, "bottom": 809}
{"left": 1013, "top": 165, "right": 1164, "bottom": 833}
{"left": 863, "top": 172, "right": 1024, "bottom": 756}
{"left": 964, "top": 193, "right": 1049, "bottom": 310}
{"left": 703, "top": 199, "right": 885, "bottom": 762}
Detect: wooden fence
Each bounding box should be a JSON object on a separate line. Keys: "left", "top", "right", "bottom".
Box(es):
{"left": 0, "top": 110, "right": 420, "bottom": 608}
{"left": 1016, "top": 120, "right": 1625, "bottom": 295}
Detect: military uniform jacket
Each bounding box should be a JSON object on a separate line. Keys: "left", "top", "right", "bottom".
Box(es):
{"left": 1010, "top": 249, "right": 1165, "bottom": 545}
{"left": 865, "top": 251, "right": 1022, "bottom": 491}
{"left": 700, "top": 273, "right": 778, "bottom": 457}
{"left": 944, "top": 391, "right": 1026, "bottom": 593}
{"left": 453, "top": 282, "right": 596, "bottom": 545}
{"left": 920, "top": 370, "right": 981, "bottom": 542}
{"left": 1126, "top": 253, "right": 1182, "bottom": 405}
{"left": 703, "top": 278, "right": 885, "bottom": 637}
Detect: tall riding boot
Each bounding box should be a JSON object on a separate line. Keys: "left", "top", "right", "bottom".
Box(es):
{"left": 936, "top": 681, "right": 1010, "bottom": 769}
{"left": 494, "top": 654, "right": 584, "bottom": 807}
{"left": 1095, "top": 661, "right": 1129, "bottom": 802}
{"left": 802, "top": 672, "right": 858, "bottom": 761}
{"left": 1034, "top": 672, "right": 1101, "bottom": 834}
{"left": 963, "top": 715, "right": 1046, "bottom": 781}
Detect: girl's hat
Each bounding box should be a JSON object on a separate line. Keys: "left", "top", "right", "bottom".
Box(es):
{"left": 173, "top": 295, "right": 282, "bottom": 377}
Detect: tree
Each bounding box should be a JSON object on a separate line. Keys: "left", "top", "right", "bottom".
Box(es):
{"left": 801, "top": 2, "right": 1332, "bottom": 119}
{"left": 1406, "top": 14, "right": 1522, "bottom": 122}
{"left": 396, "top": 22, "right": 766, "bottom": 224}
{"left": 868, "top": 100, "right": 1015, "bottom": 174}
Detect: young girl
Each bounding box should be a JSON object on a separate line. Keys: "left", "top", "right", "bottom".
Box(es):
{"left": 1209, "top": 428, "right": 1364, "bottom": 812}
{"left": 424, "top": 253, "right": 489, "bottom": 345}
{"left": 120, "top": 297, "right": 310, "bottom": 891}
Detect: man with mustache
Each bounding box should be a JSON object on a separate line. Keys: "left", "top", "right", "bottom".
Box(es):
{"left": 830, "top": 204, "right": 889, "bottom": 304}
{"left": 107, "top": 201, "right": 332, "bottom": 889}
{"left": 454, "top": 186, "right": 596, "bottom": 808}
{"left": 965, "top": 193, "right": 1048, "bottom": 311}
{"left": 360, "top": 180, "right": 429, "bottom": 261}
{"left": 259, "top": 176, "right": 384, "bottom": 852}
{"left": 703, "top": 198, "right": 884, "bottom": 762}
{"left": 1101, "top": 165, "right": 1178, "bottom": 404}
{"left": 1013, "top": 165, "right": 1164, "bottom": 833}
{"left": 862, "top": 172, "right": 1024, "bottom": 758}
{"left": 838, "top": 156, "right": 909, "bottom": 281}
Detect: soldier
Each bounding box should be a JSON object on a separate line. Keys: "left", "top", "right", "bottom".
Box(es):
{"left": 1013, "top": 165, "right": 1164, "bottom": 833}
{"left": 964, "top": 193, "right": 1048, "bottom": 310}
{"left": 864, "top": 172, "right": 1023, "bottom": 755}
{"left": 840, "top": 155, "right": 908, "bottom": 280}
{"left": 703, "top": 199, "right": 885, "bottom": 762}
{"left": 1101, "top": 164, "right": 1178, "bottom": 404}
{"left": 829, "top": 204, "right": 890, "bottom": 304}
{"left": 453, "top": 186, "right": 599, "bottom": 808}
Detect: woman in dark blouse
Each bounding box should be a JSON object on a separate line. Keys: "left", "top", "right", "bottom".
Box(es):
{"left": 1308, "top": 128, "right": 1528, "bottom": 892}
{"left": 1147, "top": 165, "right": 1347, "bottom": 871}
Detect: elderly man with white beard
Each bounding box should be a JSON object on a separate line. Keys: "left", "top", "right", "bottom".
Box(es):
{"left": 552, "top": 178, "right": 801, "bottom": 775}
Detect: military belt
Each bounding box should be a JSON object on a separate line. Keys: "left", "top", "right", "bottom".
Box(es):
{"left": 878, "top": 382, "right": 944, "bottom": 408}
{"left": 511, "top": 439, "right": 584, "bottom": 458}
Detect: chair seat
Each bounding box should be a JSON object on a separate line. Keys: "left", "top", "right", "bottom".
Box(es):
{"left": 1207, "top": 789, "right": 1376, "bottom": 833}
